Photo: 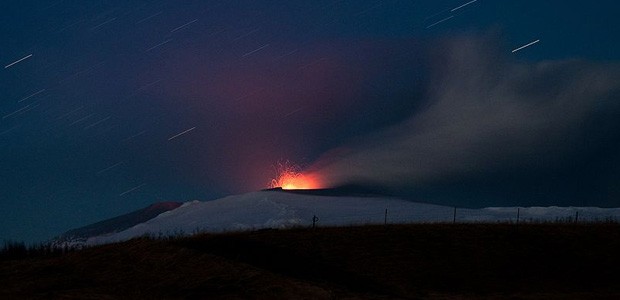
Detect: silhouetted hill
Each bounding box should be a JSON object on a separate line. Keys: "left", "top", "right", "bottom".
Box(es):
{"left": 3, "top": 224, "right": 620, "bottom": 299}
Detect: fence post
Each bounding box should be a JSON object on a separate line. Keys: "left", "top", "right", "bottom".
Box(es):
{"left": 384, "top": 209, "right": 388, "bottom": 225}
{"left": 453, "top": 207, "right": 457, "bottom": 224}
{"left": 312, "top": 215, "right": 318, "bottom": 229}
{"left": 516, "top": 208, "right": 520, "bottom": 225}
{"left": 575, "top": 211, "right": 579, "bottom": 223}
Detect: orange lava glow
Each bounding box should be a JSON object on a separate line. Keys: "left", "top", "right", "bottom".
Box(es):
{"left": 269, "top": 162, "right": 320, "bottom": 190}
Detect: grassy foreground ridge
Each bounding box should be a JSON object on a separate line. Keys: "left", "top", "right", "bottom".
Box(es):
{"left": 2, "top": 223, "right": 620, "bottom": 299}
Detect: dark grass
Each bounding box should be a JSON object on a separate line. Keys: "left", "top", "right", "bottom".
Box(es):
{"left": 2, "top": 223, "right": 620, "bottom": 299}
{"left": 0, "top": 240, "right": 79, "bottom": 260}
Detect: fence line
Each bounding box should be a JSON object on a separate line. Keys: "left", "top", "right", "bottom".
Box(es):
{"left": 130, "top": 207, "right": 619, "bottom": 239}
{"left": 305, "top": 207, "right": 618, "bottom": 228}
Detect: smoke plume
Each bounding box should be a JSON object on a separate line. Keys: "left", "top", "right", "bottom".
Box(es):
{"left": 310, "top": 36, "right": 620, "bottom": 204}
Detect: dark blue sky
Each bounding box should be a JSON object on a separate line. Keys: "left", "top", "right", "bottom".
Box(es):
{"left": 2, "top": 0, "right": 619, "bottom": 243}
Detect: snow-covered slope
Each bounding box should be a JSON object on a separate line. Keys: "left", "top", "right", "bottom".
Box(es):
{"left": 84, "top": 190, "right": 620, "bottom": 245}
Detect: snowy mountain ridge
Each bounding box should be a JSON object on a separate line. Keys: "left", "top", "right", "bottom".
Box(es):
{"left": 78, "top": 190, "right": 620, "bottom": 246}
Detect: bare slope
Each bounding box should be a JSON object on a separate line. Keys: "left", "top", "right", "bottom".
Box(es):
{"left": 2, "top": 224, "right": 620, "bottom": 299}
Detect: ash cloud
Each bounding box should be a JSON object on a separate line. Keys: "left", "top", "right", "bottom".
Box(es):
{"left": 311, "top": 36, "right": 620, "bottom": 206}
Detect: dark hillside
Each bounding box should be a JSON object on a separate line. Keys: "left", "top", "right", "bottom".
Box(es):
{"left": 2, "top": 224, "right": 620, "bottom": 299}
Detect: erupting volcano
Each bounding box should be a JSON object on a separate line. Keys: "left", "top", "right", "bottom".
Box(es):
{"left": 269, "top": 162, "right": 321, "bottom": 190}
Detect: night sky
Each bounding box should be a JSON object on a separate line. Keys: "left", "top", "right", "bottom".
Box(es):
{"left": 2, "top": 0, "right": 619, "bottom": 243}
